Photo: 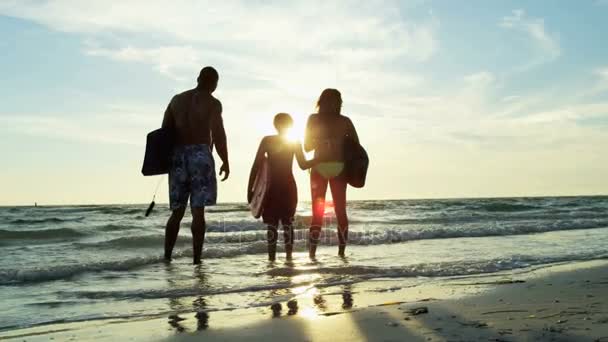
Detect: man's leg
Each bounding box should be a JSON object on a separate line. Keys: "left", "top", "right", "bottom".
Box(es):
{"left": 165, "top": 207, "right": 186, "bottom": 261}
{"left": 191, "top": 207, "right": 206, "bottom": 265}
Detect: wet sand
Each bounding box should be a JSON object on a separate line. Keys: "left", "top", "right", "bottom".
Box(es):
{"left": 2, "top": 260, "right": 608, "bottom": 341}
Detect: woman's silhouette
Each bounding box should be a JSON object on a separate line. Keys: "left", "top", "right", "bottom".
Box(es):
{"left": 304, "top": 89, "right": 359, "bottom": 258}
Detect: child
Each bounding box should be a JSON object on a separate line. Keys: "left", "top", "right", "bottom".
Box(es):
{"left": 248, "top": 113, "right": 316, "bottom": 261}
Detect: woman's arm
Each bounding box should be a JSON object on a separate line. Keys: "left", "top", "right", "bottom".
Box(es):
{"left": 247, "top": 138, "right": 267, "bottom": 203}
{"left": 294, "top": 141, "right": 316, "bottom": 170}
{"left": 346, "top": 117, "right": 359, "bottom": 144}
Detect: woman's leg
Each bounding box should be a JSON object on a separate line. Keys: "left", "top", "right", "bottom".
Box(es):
{"left": 267, "top": 220, "right": 279, "bottom": 261}
{"left": 309, "top": 171, "right": 329, "bottom": 259}
{"left": 329, "top": 176, "right": 348, "bottom": 256}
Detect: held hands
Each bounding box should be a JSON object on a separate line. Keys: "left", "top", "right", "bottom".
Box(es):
{"left": 219, "top": 163, "right": 230, "bottom": 182}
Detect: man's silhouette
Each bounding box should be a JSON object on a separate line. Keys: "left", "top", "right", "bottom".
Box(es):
{"left": 162, "top": 66, "right": 229, "bottom": 264}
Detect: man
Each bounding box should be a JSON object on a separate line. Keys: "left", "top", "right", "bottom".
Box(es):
{"left": 162, "top": 66, "right": 229, "bottom": 264}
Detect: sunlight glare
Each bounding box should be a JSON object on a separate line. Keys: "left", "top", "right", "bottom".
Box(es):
{"left": 287, "top": 111, "right": 307, "bottom": 143}
{"left": 299, "top": 306, "right": 320, "bottom": 320}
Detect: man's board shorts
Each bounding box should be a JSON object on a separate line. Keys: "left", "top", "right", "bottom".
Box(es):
{"left": 169, "top": 144, "right": 217, "bottom": 209}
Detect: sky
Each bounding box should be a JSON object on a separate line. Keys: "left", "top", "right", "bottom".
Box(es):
{"left": 0, "top": 0, "right": 607, "bottom": 205}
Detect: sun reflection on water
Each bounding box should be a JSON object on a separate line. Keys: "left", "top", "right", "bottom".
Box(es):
{"left": 288, "top": 273, "right": 324, "bottom": 319}
{"left": 298, "top": 306, "right": 319, "bottom": 320}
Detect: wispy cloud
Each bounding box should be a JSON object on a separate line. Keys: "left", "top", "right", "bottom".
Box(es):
{"left": 500, "top": 9, "right": 560, "bottom": 69}
{"left": 597, "top": 67, "right": 608, "bottom": 82}
{"left": 0, "top": 1, "right": 440, "bottom": 67}
{"left": 84, "top": 44, "right": 202, "bottom": 81}
{"left": 0, "top": 0, "right": 439, "bottom": 118}
{"left": 1, "top": 1, "right": 605, "bottom": 153}
{"left": 0, "top": 102, "right": 161, "bottom": 146}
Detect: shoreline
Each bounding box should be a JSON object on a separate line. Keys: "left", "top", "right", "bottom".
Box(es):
{"left": 2, "top": 259, "right": 608, "bottom": 341}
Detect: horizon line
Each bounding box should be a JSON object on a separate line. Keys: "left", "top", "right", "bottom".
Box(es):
{"left": 2, "top": 193, "right": 607, "bottom": 207}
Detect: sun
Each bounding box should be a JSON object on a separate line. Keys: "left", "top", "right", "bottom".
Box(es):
{"left": 285, "top": 111, "right": 307, "bottom": 143}
{"left": 285, "top": 126, "right": 299, "bottom": 142}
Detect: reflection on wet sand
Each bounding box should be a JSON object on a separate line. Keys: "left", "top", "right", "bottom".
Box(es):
{"left": 261, "top": 254, "right": 359, "bottom": 321}
{"left": 168, "top": 314, "right": 186, "bottom": 333}
{"left": 271, "top": 303, "right": 282, "bottom": 317}
{"left": 342, "top": 285, "right": 354, "bottom": 309}
{"left": 313, "top": 294, "right": 327, "bottom": 311}
{"left": 195, "top": 311, "right": 209, "bottom": 331}
{"left": 161, "top": 256, "right": 358, "bottom": 336}
{"left": 268, "top": 270, "right": 356, "bottom": 320}
{"left": 165, "top": 263, "right": 212, "bottom": 333}
{"left": 287, "top": 299, "right": 298, "bottom": 315}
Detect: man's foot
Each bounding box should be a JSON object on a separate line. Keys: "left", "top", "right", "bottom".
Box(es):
{"left": 193, "top": 258, "right": 201, "bottom": 265}
{"left": 338, "top": 245, "right": 346, "bottom": 257}
{"left": 286, "top": 252, "right": 293, "bottom": 261}
{"left": 164, "top": 254, "right": 172, "bottom": 263}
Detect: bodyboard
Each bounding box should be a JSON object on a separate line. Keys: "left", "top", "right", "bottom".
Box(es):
{"left": 142, "top": 127, "right": 174, "bottom": 176}
{"left": 344, "top": 136, "right": 369, "bottom": 188}
{"left": 250, "top": 158, "right": 271, "bottom": 218}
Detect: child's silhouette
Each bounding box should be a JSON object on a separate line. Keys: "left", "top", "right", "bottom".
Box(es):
{"left": 248, "top": 113, "right": 316, "bottom": 261}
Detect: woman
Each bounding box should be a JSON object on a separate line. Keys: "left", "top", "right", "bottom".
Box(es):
{"left": 304, "top": 89, "right": 359, "bottom": 258}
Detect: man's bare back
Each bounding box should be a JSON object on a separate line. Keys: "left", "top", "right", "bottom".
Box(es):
{"left": 162, "top": 89, "right": 225, "bottom": 147}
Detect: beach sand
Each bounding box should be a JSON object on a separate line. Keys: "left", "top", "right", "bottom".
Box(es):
{"left": 2, "top": 260, "right": 608, "bottom": 341}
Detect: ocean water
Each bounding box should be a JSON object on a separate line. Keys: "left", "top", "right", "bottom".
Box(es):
{"left": 1, "top": 196, "right": 608, "bottom": 332}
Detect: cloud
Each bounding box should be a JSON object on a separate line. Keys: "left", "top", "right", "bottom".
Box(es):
{"left": 500, "top": 9, "right": 560, "bottom": 68}
{"left": 1, "top": 115, "right": 138, "bottom": 145}
{"left": 0, "top": 1, "right": 440, "bottom": 62}
{"left": 518, "top": 103, "right": 608, "bottom": 124}
{"left": 84, "top": 44, "right": 202, "bottom": 81}
{"left": 1, "top": 1, "right": 604, "bottom": 153}
{"left": 0, "top": 0, "right": 439, "bottom": 114}
{"left": 597, "top": 67, "right": 608, "bottom": 82}
{"left": 0, "top": 102, "right": 162, "bottom": 146}
{"left": 464, "top": 71, "right": 495, "bottom": 88}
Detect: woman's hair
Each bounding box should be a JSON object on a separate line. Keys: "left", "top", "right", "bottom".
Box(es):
{"left": 316, "top": 88, "right": 342, "bottom": 116}
{"left": 273, "top": 113, "right": 294, "bottom": 130}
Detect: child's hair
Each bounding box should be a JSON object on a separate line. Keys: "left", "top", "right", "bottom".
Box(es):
{"left": 273, "top": 113, "right": 294, "bottom": 130}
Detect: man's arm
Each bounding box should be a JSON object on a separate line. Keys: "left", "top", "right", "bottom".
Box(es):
{"left": 211, "top": 100, "right": 229, "bottom": 181}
